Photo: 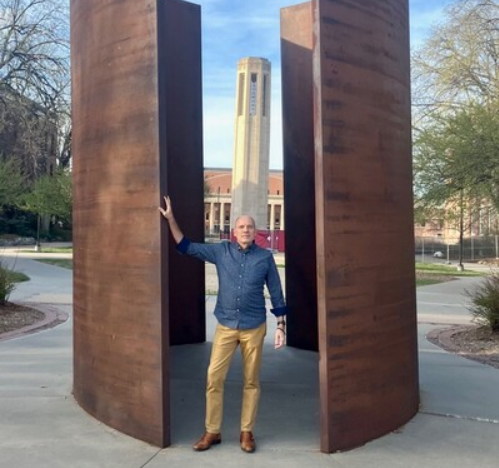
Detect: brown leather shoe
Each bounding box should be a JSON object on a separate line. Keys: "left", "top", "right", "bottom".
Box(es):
{"left": 240, "top": 431, "right": 256, "bottom": 453}
{"left": 193, "top": 432, "right": 221, "bottom": 451}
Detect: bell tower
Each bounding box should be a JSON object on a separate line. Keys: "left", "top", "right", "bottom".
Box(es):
{"left": 230, "top": 57, "right": 271, "bottom": 229}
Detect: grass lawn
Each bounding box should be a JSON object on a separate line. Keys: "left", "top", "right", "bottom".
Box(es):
{"left": 30, "top": 259, "right": 483, "bottom": 286}
{"left": 21, "top": 247, "right": 73, "bottom": 254}
{"left": 416, "top": 262, "right": 483, "bottom": 276}
{"left": 10, "top": 271, "right": 30, "bottom": 283}
{"left": 415, "top": 262, "right": 483, "bottom": 287}
{"left": 40, "top": 247, "right": 73, "bottom": 254}
{"left": 36, "top": 259, "right": 73, "bottom": 269}
{"left": 416, "top": 277, "right": 444, "bottom": 287}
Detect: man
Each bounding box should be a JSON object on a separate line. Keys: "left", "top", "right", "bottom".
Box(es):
{"left": 159, "top": 196, "right": 286, "bottom": 453}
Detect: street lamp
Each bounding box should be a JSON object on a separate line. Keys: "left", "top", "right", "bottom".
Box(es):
{"left": 457, "top": 187, "right": 464, "bottom": 271}
{"left": 471, "top": 232, "right": 475, "bottom": 262}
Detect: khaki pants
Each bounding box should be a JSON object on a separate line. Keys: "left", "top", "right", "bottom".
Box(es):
{"left": 205, "top": 322, "right": 266, "bottom": 433}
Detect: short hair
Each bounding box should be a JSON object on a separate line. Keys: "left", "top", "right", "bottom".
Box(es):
{"left": 234, "top": 215, "right": 256, "bottom": 229}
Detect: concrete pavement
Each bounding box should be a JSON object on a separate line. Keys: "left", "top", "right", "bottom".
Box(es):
{"left": 1, "top": 251, "right": 499, "bottom": 467}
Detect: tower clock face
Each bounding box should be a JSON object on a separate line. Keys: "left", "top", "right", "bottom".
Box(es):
{"left": 249, "top": 73, "right": 257, "bottom": 116}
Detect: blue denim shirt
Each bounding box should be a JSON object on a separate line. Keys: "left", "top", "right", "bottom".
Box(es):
{"left": 177, "top": 238, "right": 286, "bottom": 330}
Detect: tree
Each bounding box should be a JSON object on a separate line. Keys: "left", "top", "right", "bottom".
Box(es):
{"left": 412, "top": 0, "right": 499, "bottom": 267}
{"left": 464, "top": 103, "right": 499, "bottom": 212}
{"left": 0, "top": 0, "right": 70, "bottom": 107}
{"left": 0, "top": 94, "right": 59, "bottom": 179}
{"left": 22, "top": 168, "right": 71, "bottom": 248}
{"left": 414, "top": 104, "right": 499, "bottom": 208}
{"left": 412, "top": 0, "right": 499, "bottom": 124}
{"left": 413, "top": 104, "right": 499, "bottom": 268}
{"left": 0, "top": 0, "right": 71, "bottom": 176}
{"left": 0, "top": 157, "right": 24, "bottom": 209}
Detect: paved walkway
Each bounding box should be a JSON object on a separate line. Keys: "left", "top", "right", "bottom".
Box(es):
{"left": 1, "top": 251, "right": 499, "bottom": 467}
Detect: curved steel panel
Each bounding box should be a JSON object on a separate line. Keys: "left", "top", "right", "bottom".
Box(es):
{"left": 71, "top": 0, "right": 204, "bottom": 447}
{"left": 281, "top": 3, "right": 318, "bottom": 352}
{"left": 311, "top": 0, "right": 418, "bottom": 452}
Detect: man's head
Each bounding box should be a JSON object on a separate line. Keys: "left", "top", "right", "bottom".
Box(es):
{"left": 233, "top": 215, "right": 256, "bottom": 249}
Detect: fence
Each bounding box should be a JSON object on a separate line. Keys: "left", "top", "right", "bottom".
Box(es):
{"left": 415, "top": 235, "right": 499, "bottom": 263}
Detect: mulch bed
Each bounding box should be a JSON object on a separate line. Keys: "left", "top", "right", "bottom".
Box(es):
{"left": 427, "top": 325, "right": 499, "bottom": 370}
{"left": 0, "top": 302, "right": 45, "bottom": 334}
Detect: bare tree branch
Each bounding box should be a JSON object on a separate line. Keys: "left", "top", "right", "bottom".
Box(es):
{"left": 0, "top": 0, "right": 70, "bottom": 178}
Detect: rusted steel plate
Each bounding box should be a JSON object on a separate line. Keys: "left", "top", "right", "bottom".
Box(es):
{"left": 72, "top": 0, "right": 204, "bottom": 448}
{"left": 158, "top": 0, "right": 205, "bottom": 347}
{"left": 312, "top": 0, "right": 419, "bottom": 452}
{"left": 281, "top": 3, "right": 318, "bottom": 352}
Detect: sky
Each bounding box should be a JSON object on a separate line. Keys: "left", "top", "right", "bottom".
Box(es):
{"left": 197, "top": 0, "right": 458, "bottom": 169}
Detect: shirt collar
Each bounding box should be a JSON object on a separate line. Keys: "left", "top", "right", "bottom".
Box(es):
{"left": 232, "top": 241, "right": 256, "bottom": 253}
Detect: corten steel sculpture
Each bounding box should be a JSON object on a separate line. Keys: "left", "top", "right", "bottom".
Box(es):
{"left": 72, "top": 0, "right": 418, "bottom": 454}
{"left": 71, "top": 0, "right": 205, "bottom": 447}
{"left": 281, "top": 0, "right": 419, "bottom": 453}
{"left": 281, "top": 3, "right": 318, "bottom": 352}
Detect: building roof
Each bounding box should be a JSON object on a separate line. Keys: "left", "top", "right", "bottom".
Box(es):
{"left": 204, "top": 167, "right": 283, "bottom": 196}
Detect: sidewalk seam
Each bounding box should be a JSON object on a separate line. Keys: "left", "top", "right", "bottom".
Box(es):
{"left": 420, "top": 410, "right": 499, "bottom": 424}
{"left": 139, "top": 449, "right": 163, "bottom": 468}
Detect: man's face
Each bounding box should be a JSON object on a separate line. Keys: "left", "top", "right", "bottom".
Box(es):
{"left": 234, "top": 216, "right": 256, "bottom": 248}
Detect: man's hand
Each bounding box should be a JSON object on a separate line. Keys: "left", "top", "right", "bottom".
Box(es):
{"left": 158, "top": 196, "right": 173, "bottom": 220}
{"left": 158, "top": 195, "right": 184, "bottom": 244}
{"left": 274, "top": 329, "right": 286, "bottom": 349}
